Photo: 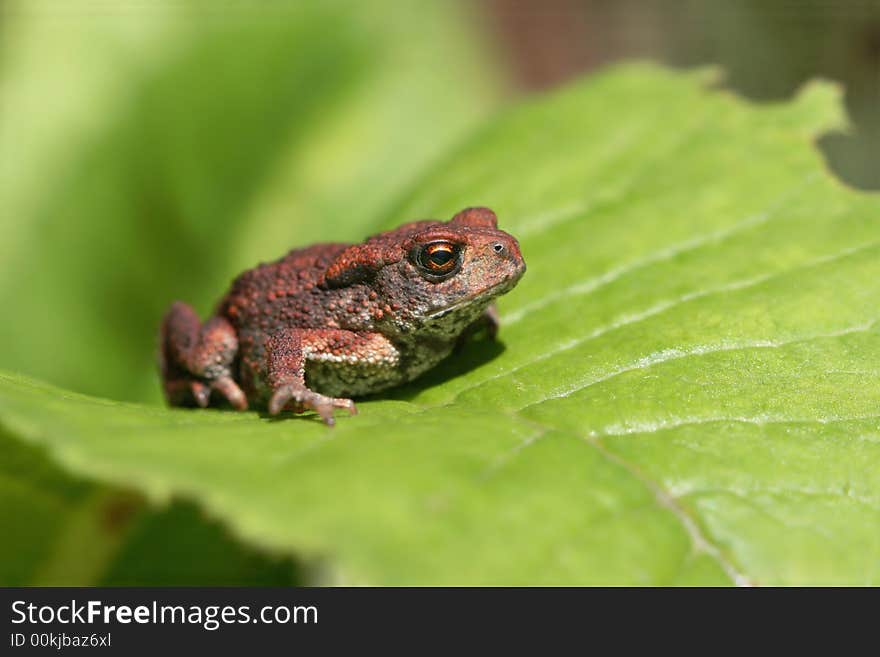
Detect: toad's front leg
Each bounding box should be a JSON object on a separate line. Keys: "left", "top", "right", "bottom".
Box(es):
{"left": 457, "top": 303, "right": 500, "bottom": 346}
{"left": 263, "top": 328, "right": 399, "bottom": 426}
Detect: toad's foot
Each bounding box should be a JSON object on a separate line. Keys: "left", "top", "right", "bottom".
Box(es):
{"left": 165, "top": 375, "right": 248, "bottom": 411}
{"left": 268, "top": 383, "right": 357, "bottom": 426}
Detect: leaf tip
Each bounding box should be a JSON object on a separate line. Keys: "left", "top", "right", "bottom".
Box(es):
{"left": 791, "top": 78, "right": 850, "bottom": 136}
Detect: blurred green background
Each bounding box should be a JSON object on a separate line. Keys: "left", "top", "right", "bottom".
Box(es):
{"left": 1, "top": 0, "right": 877, "bottom": 407}
{"left": 0, "top": 0, "right": 877, "bottom": 585}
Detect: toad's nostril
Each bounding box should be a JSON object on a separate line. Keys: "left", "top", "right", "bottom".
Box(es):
{"left": 493, "top": 243, "right": 505, "bottom": 254}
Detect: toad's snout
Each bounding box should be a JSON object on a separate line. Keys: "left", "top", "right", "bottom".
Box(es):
{"left": 487, "top": 235, "right": 526, "bottom": 283}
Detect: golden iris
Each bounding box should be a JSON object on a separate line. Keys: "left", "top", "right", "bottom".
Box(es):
{"left": 418, "top": 241, "right": 460, "bottom": 273}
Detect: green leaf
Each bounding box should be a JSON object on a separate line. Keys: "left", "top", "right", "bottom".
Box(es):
{"left": 3, "top": 64, "right": 880, "bottom": 584}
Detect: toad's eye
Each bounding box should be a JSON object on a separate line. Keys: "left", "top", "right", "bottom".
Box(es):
{"left": 415, "top": 241, "right": 463, "bottom": 279}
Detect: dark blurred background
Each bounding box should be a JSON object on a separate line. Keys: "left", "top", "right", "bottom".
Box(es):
{"left": 481, "top": 0, "right": 879, "bottom": 189}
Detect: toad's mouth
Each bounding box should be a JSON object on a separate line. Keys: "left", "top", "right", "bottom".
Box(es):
{"left": 426, "top": 297, "right": 484, "bottom": 320}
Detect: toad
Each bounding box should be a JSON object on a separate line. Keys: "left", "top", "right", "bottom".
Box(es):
{"left": 159, "top": 207, "right": 526, "bottom": 425}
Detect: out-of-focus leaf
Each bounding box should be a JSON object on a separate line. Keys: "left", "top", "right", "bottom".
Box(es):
{"left": 0, "top": 0, "right": 500, "bottom": 403}
{"left": 1, "top": 65, "right": 878, "bottom": 584}
{"left": 0, "top": 428, "right": 300, "bottom": 585}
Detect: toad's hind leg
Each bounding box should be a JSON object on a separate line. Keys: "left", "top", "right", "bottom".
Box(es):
{"left": 159, "top": 301, "right": 247, "bottom": 410}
